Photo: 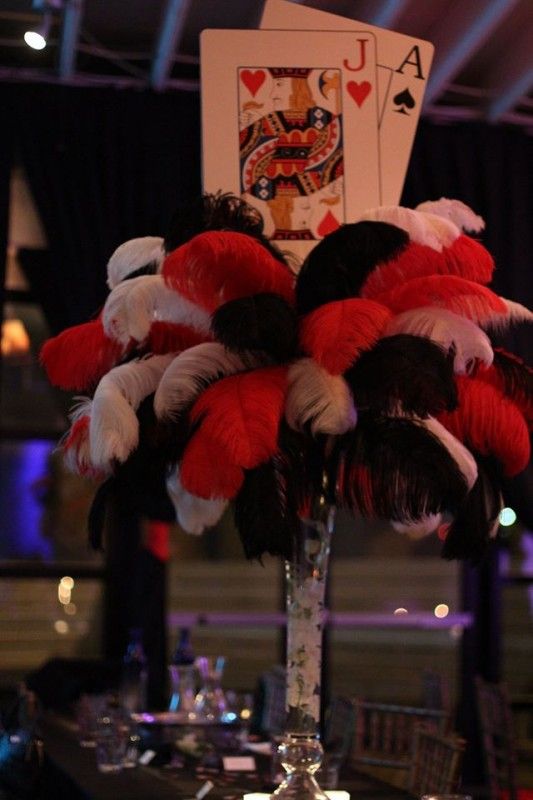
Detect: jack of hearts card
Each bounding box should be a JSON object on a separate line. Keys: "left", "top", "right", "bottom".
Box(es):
{"left": 201, "top": 29, "right": 381, "bottom": 264}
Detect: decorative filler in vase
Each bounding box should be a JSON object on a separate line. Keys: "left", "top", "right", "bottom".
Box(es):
{"left": 274, "top": 493, "right": 335, "bottom": 800}
{"left": 42, "top": 193, "right": 531, "bottom": 794}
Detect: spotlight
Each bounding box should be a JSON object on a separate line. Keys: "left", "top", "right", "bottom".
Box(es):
{"left": 24, "top": 12, "right": 52, "bottom": 50}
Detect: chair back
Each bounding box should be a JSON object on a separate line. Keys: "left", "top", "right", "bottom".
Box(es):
{"left": 323, "top": 696, "right": 356, "bottom": 760}
{"left": 349, "top": 698, "right": 450, "bottom": 781}
{"left": 475, "top": 676, "right": 518, "bottom": 800}
{"left": 407, "top": 726, "right": 466, "bottom": 797}
{"left": 257, "top": 665, "right": 287, "bottom": 737}
{"left": 421, "top": 670, "right": 451, "bottom": 719}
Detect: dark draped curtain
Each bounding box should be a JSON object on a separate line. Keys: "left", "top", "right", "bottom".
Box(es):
{"left": 2, "top": 83, "right": 201, "bottom": 330}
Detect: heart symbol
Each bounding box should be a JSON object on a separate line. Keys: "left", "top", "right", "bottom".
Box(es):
{"left": 317, "top": 210, "right": 340, "bottom": 238}
{"left": 347, "top": 80, "right": 372, "bottom": 107}
{"left": 240, "top": 69, "right": 266, "bottom": 97}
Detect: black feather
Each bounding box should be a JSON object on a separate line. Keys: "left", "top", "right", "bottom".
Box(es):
{"left": 345, "top": 334, "right": 457, "bottom": 417}
{"left": 296, "top": 221, "right": 409, "bottom": 315}
{"left": 211, "top": 293, "right": 298, "bottom": 362}
{"left": 234, "top": 462, "right": 297, "bottom": 561}
{"left": 441, "top": 458, "right": 503, "bottom": 562}
{"left": 333, "top": 414, "right": 469, "bottom": 520}
{"left": 233, "top": 423, "right": 328, "bottom": 561}
{"left": 491, "top": 348, "right": 533, "bottom": 419}
{"left": 164, "top": 191, "right": 287, "bottom": 264}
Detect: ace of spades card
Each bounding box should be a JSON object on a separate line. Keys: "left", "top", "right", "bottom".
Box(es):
{"left": 260, "top": 0, "right": 434, "bottom": 207}
{"left": 200, "top": 29, "right": 381, "bottom": 263}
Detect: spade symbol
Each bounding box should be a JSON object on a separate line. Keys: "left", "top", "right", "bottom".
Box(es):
{"left": 393, "top": 88, "right": 416, "bottom": 115}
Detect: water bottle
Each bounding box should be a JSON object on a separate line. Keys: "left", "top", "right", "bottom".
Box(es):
{"left": 120, "top": 628, "right": 148, "bottom": 714}
{"left": 168, "top": 628, "right": 196, "bottom": 716}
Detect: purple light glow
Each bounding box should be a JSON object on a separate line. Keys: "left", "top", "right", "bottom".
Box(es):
{"left": 0, "top": 440, "right": 54, "bottom": 560}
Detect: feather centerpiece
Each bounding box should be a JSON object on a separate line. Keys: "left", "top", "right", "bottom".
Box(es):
{"left": 40, "top": 193, "right": 531, "bottom": 564}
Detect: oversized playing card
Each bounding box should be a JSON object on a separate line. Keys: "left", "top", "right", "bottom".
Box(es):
{"left": 260, "top": 0, "right": 434, "bottom": 207}
{"left": 201, "top": 29, "right": 381, "bottom": 263}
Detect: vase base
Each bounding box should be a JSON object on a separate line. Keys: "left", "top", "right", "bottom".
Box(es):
{"left": 271, "top": 773, "right": 329, "bottom": 800}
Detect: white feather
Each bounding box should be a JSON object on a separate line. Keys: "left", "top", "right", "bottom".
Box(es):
{"left": 481, "top": 298, "right": 533, "bottom": 331}
{"left": 286, "top": 358, "right": 357, "bottom": 435}
{"left": 62, "top": 397, "right": 96, "bottom": 476}
{"left": 384, "top": 306, "right": 494, "bottom": 374}
{"left": 107, "top": 236, "right": 164, "bottom": 289}
{"left": 422, "top": 416, "right": 478, "bottom": 490}
{"left": 90, "top": 354, "right": 174, "bottom": 468}
{"left": 391, "top": 513, "right": 443, "bottom": 538}
{"left": 166, "top": 467, "right": 227, "bottom": 534}
{"left": 154, "top": 342, "right": 260, "bottom": 420}
{"left": 416, "top": 198, "right": 485, "bottom": 233}
{"left": 102, "top": 274, "right": 211, "bottom": 345}
{"left": 359, "top": 205, "right": 460, "bottom": 251}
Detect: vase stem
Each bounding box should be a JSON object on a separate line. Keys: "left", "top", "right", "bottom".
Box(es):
{"left": 272, "top": 497, "right": 335, "bottom": 800}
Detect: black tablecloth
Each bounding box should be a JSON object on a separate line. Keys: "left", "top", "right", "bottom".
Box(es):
{"left": 40, "top": 715, "right": 410, "bottom": 800}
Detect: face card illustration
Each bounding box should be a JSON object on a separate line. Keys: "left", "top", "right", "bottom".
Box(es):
{"left": 260, "top": 0, "right": 434, "bottom": 206}
{"left": 201, "top": 29, "right": 380, "bottom": 263}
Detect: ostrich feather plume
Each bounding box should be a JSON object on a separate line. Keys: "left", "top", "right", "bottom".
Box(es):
{"left": 374, "top": 274, "right": 507, "bottom": 322}
{"left": 211, "top": 293, "right": 298, "bottom": 362}
{"left": 154, "top": 342, "right": 260, "bottom": 421}
{"left": 106, "top": 236, "right": 164, "bottom": 289}
{"left": 475, "top": 349, "right": 533, "bottom": 424}
{"left": 61, "top": 398, "right": 98, "bottom": 477}
{"left": 90, "top": 354, "right": 174, "bottom": 468}
{"left": 189, "top": 366, "right": 288, "bottom": 469}
{"left": 481, "top": 298, "right": 533, "bottom": 331}
{"left": 295, "top": 221, "right": 409, "bottom": 315}
{"left": 286, "top": 358, "right": 357, "bottom": 435}
{"left": 438, "top": 376, "right": 530, "bottom": 477}
{"left": 166, "top": 467, "right": 227, "bottom": 534}
{"left": 421, "top": 416, "right": 478, "bottom": 489}
{"left": 416, "top": 198, "right": 485, "bottom": 233}
{"left": 360, "top": 236, "right": 494, "bottom": 298}
{"left": 299, "top": 299, "right": 392, "bottom": 374}
{"left": 180, "top": 429, "right": 244, "bottom": 499}
{"left": 102, "top": 274, "right": 211, "bottom": 345}
{"left": 40, "top": 319, "right": 126, "bottom": 391}
{"left": 163, "top": 230, "right": 295, "bottom": 313}
{"left": 234, "top": 461, "right": 295, "bottom": 561}
{"left": 335, "top": 414, "right": 469, "bottom": 520}
{"left": 441, "top": 458, "right": 503, "bottom": 561}
{"left": 346, "top": 334, "right": 457, "bottom": 418}
{"left": 391, "top": 513, "right": 443, "bottom": 538}
{"left": 384, "top": 307, "right": 494, "bottom": 374}
{"left": 359, "top": 206, "right": 459, "bottom": 250}
{"left": 147, "top": 321, "right": 211, "bottom": 355}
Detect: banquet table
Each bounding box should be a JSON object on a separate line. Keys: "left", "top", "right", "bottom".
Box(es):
{"left": 40, "top": 714, "right": 412, "bottom": 800}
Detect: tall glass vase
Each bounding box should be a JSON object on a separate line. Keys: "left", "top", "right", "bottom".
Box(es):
{"left": 272, "top": 494, "right": 335, "bottom": 800}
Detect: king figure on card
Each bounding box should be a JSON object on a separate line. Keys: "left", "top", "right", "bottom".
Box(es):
{"left": 239, "top": 66, "right": 344, "bottom": 241}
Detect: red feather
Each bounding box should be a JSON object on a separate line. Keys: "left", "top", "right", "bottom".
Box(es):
{"left": 361, "top": 237, "right": 494, "bottom": 299}
{"left": 40, "top": 318, "right": 127, "bottom": 391}
{"left": 180, "top": 429, "right": 244, "bottom": 499}
{"left": 437, "top": 376, "right": 530, "bottom": 476}
{"left": 190, "top": 366, "right": 288, "bottom": 469}
{"left": 444, "top": 235, "right": 494, "bottom": 284}
{"left": 148, "top": 321, "right": 211, "bottom": 354}
{"left": 360, "top": 242, "right": 446, "bottom": 298}
{"left": 162, "top": 230, "right": 295, "bottom": 313}
{"left": 475, "top": 349, "right": 533, "bottom": 426}
{"left": 299, "top": 299, "right": 392, "bottom": 374}
{"left": 372, "top": 275, "right": 507, "bottom": 322}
